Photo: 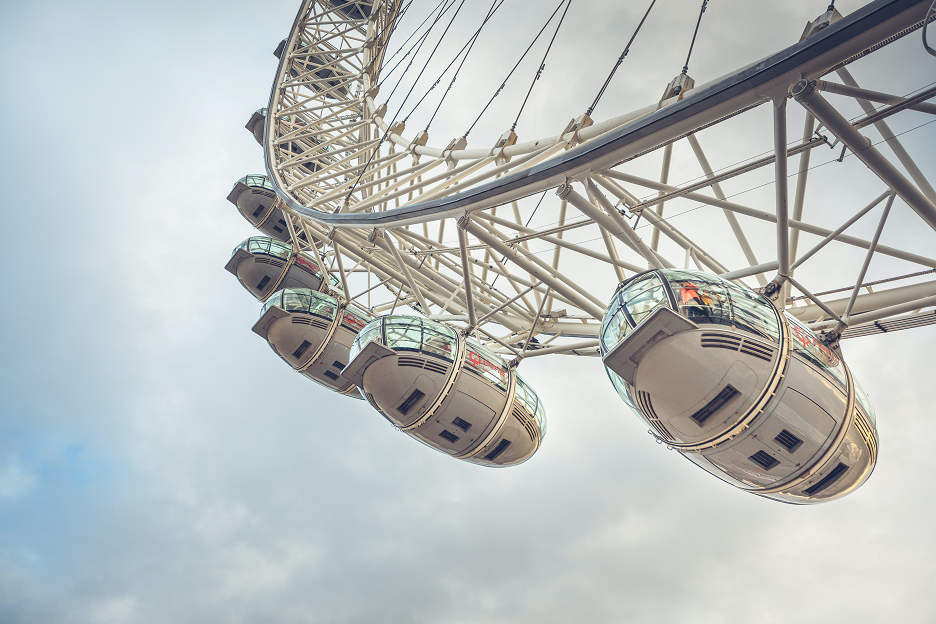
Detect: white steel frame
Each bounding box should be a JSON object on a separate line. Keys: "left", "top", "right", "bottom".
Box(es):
{"left": 258, "top": 0, "right": 936, "bottom": 357}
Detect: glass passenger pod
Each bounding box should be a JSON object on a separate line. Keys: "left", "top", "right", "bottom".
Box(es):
{"left": 253, "top": 288, "right": 372, "bottom": 397}
{"left": 226, "top": 174, "right": 291, "bottom": 242}
{"left": 600, "top": 270, "right": 878, "bottom": 504}
{"left": 245, "top": 108, "right": 267, "bottom": 145}
{"left": 345, "top": 317, "right": 546, "bottom": 467}
{"left": 225, "top": 236, "right": 339, "bottom": 302}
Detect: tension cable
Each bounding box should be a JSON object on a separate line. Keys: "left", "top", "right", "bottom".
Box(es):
{"left": 346, "top": 0, "right": 466, "bottom": 203}
{"left": 463, "top": 0, "right": 569, "bottom": 139}
{"left": 379, "top": 0, "right": 453, "bottom": 90}
{"left": 681, "top": 0, "right": 709, "bottom": 76}
{"left": 586, "top": 0, "right": 657, "bottom": 117}
{"left": 511, "top": 0, "right": 572, "bottom": 132}
{"left": 403, "top": 0, "right": 506, "bottom": 126}
{"left": 425, "top": 0, "right": 506, "bottom": 132}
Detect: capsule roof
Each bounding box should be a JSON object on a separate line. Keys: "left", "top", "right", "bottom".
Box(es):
{"left": 234, "top": 236, "right": 291, "bottom": 261}
{"left": 261, "top": 287, "right": 339, "bottom": 320}
{"left": 230, "top": 237, "right": 342, "bottom": 290}
{"left": 261, "top": 287, "right": 374, "bottom": 326}
{"left": 235, "top": 174, "right": 275, "bottom": 192}
{"left": 601, "top": 269, "right": 782, "bottom": 354}
{"left": 350, "top": 315, "right": 458, "bottom": 363}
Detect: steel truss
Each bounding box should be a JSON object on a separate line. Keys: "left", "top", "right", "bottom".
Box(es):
{"left": 258, "top": 0, "right": 936, "bottom": 357}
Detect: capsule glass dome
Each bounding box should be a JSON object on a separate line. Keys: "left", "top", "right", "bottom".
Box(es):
{"left": 345, "top": 315, "right": 546, "bottom": 466}
{"left": 225, "top": 236, "right": 339, "bottom": 302}
{"left": 600, "top": 269, "right": 877, "bottom": 504}
{"left": 226, "top": 174, "right": 291, "bottom": 242}
{"left": 253, "top": 288, "right": 373, "bottom": 397}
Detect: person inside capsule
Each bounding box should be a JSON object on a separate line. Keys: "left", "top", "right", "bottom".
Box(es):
{"left": 600, "top": 269, "right": 877, "bottom": 504}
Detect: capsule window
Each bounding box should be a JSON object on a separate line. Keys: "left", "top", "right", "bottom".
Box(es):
{"left": 257, "top": 275, "right": 272, "bottom": 291}
{"left": 292, "top": 340, "right": 312, "bottom": 359}
{"left": 749, "top": 450, "right": 779, "bottom": 471}
{"left": 439, "top": 430, "right": 459, "bottom": 443}
{"left": 804, "top": 462, "right": 849, "bottom": 496}
{"left": 452, "top": 417, "right": 472, "bottom": 432}
{"left": 775, "top": 429, "right": 803, "bottom": 452}
{"left": 323, "top": 370, "right": 339, "bottom": 381}
{"left": 397, "top": 389, "right": 426, "bottom": 416}
{"left": 484, "top": 439, "right": 512, "bottom": 461}
{"left": 273, "top": 226, "right": 284, "bottom": 233}
{"left": 252, "top": 205, "right": 266, "bottom": 218}
{"left": 690, "top": 385, "right": 739, "bottom": 426}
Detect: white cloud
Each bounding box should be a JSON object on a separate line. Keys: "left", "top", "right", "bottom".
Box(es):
{"left": 0, "top": 461, "right": 36, "bottom": 501}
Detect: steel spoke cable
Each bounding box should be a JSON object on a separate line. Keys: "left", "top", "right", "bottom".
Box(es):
{"left": 511, "top": 0, "right": 572, "bottom": 132}
{"left": 376, "top": 0, "right": 414, "bottom": 73}
{"left": 586, "top": 0, "right": 657, "bottom": 116}
{"left": 378, "top": 12, "right": 440, "bottom": 89}
{"left": 430, "top": 118, "right": 936, "bottom": 276}
{"left": 378, "top": 0, "right": 447, "bottom": 84}
{"left": 424, "top": 0, "right": 506, "bottom": 132}
{"left": 463, "top": 0, "right": 568, "bottom": 139}
{"left": 490, "top": 190, "right": 549, "bottom": 289}
{"left": 571, "top": 118, "right": 936, "bottom": 254}
{"left": 681, "top": 0, "right": 709, "bottom": 76}
{"left": 402, "top": 0, "right": 506, "bottom": 126}
{"left": 346, "top": 0, "right": 467, "bottom": 203}
{"left": 618, "top": 78, "right": 936, "bottom": 205}
{"left": 379, "top": 0, "right": 454, "bottom": 91}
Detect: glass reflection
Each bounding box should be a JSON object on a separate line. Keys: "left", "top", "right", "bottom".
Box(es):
{"left": 260, "top": 288, "right": 338, "bottom": 321}
{"left": 237, "top": 174, "right": 275, "bottom": 191}
{"left": 516, "top": 373, "right": 546, "bottom": 436}
{"left": 464, "top": 339, "right": 508, "bottom": 389}
{"left": 784, "top": 312, "right": 847, "bottom": 388}
{"left": 348, "top": 316, "right": 458, "bottom": 363}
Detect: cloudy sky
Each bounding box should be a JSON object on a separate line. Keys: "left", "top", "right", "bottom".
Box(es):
{"left": 2, "top": 0, "right": 936, "bottom": 622}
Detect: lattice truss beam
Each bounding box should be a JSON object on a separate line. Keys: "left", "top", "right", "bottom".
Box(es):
{"left": 263, "top": 0, "right": 936, "bottom": 357}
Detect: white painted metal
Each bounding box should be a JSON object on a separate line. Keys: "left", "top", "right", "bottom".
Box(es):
{"left": 245, "top": 0, "right": 936, "bottom": 362}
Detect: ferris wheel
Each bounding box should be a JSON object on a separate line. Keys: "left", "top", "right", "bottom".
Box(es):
{"left": 227, "top": 0, "right": 936, "bottom": 504}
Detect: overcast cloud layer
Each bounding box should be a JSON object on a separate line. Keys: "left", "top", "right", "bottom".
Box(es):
{"left": 2, "top": 1, "right": 936, "bottom": 623}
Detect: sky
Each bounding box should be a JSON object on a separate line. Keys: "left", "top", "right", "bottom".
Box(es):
{"left": 1, "top": 1, "right": 936, "bottom": 623}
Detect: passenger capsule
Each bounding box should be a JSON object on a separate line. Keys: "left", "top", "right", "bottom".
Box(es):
{"left": 252, "top": 288, "right": 373, "bottom": 397}
{"left": 245, "top": 108, "right": 266, "bottom": 145}
{"left": 225, "top": 236, "right": 339, "bottom": 302}
{"left": 226, "top": 175, "right": 290, "bottom": 242}
{"left": 600, "top": 269, "right": 878, "bottom": 504}
{"left": 342, "top": 316, "right": 546, "bottom": 466}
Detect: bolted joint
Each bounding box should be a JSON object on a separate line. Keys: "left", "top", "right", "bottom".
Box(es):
{"left": 507, "top": 355, "right": 523, "bottom": 370}
{"left": 457, "top": 214, "right": 471, "bottom": 230}
{"left": 555, "top": 183, "right": 573, "bottom": 200}
{"left": 366, "top": 228, "right": 383, "bottom": 243}
{"left": 818, "top": 329, "right": 841, "bottom": 350}
{"left": 761, "top": 279, "right": 784, "bottom": 300}
{"left": 325, "top": 227, "right": 337, "bottom": 241}
{"left": 791, "top": 79, "right": 816, "bottom": 103}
